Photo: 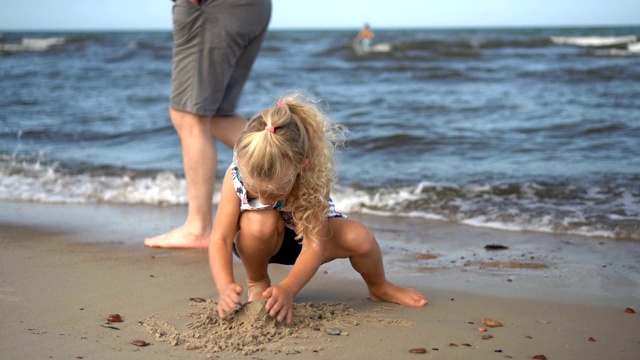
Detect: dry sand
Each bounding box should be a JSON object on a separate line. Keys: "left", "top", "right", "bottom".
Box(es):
{"left": 1, "top": 201, "right": 639, "bottom": 359}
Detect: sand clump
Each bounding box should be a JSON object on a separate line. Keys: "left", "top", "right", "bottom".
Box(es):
{"left": 139, "top": 299, "right": 394, "bottom": 356}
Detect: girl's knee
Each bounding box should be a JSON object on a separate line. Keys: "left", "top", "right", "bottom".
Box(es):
{"left": 341, "top": 222, "right": 377, "bottom": 256}
{"left": 239, "top": 210, "right": 281, "bottom": 240}
{"left": 357, "top": 228, "right": 377, "bottom": 255}
{"left": 237, "top": 210, "right": 285, "bottom": 259}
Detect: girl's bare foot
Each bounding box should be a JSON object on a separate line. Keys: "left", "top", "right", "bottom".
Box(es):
{"left": 144, "top": 226, "right": 209, "bottom": 248}
{"left": 369, "top": 281, "right": 428, "bottom": 307}
{"left": 247, "top": 278, "right": 271, "bottom": 302}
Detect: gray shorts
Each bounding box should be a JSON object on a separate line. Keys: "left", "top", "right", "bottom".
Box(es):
{"left": 170, "top": 0, "right": 272, "bottom": 116}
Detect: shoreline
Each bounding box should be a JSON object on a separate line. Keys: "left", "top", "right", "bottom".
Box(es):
{"left": 2, "top": 201, "right": 640, "bottom": 305}
{"left": 1, "top": 201, "right": 639, "bottom": 359}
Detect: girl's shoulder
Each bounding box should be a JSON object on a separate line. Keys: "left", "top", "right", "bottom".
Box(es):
{"left": 230, "top": 161, "right": 249, "bottom": 197}
{"left": 230, "top": 161, "right": 242, "bottom": 181}
{"left": 229, "top": 161, "right": 248, "bottom": 203}
{"left": 328, "top": 197, "right": 347, "bottom": 219}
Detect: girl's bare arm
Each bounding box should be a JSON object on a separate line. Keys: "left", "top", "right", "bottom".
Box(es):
{"left": 263, "top": 196, "right": 330, "bottom": 323}
{"left": 209, "top": 167, "right": 243, "bottom": 317}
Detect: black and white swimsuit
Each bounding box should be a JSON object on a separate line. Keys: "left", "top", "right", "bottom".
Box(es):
{"left": 230, "top": 161, "right": 347, "bottom": 230}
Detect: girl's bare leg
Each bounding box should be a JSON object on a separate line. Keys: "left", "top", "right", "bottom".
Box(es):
{"left": 324, "top": 219, "right": 427, "bottom": 307}
{"left": 236, "top": 210, "right": 285, "bottom": 301}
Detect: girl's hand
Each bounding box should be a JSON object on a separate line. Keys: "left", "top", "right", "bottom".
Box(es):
{"left": 217, "top": 283, "right": 243, "bottom": 319}
{"left": 262, "top": 284, "right": 295, "bottom": 324}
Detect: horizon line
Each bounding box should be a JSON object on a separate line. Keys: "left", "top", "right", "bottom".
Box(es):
{"left": 1, "top": 23, "right": 639, "bottom": 32}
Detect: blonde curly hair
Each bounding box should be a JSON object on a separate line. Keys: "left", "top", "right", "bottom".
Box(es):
{"left": 234, "top": 91, "right": 346, "bottom": 244}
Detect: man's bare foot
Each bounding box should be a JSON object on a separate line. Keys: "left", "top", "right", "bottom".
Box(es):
{"left": 247, "top": 278, "right": 271, "bottom": 302}
{"left": 369, "top": 281, "right": 428, "bottom": 307}
{"left": 144, "top": 226, "right": 209, "bottom": 249}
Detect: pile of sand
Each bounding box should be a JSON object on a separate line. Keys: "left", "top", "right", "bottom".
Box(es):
{"left": 140, "top": 299, "right": 398, "bottom": 355}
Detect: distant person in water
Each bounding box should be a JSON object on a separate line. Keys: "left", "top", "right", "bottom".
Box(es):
{"left": 209, "top": 92, "right": 427, "bottom": 324}
{"left": 354, "top": 23, "right": 375, "bottom": 51}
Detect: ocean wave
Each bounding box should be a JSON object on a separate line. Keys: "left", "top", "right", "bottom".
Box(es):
{"left": 0, "top": 156, "right": 188, "bottom": 205}
{"left": 466, "top": 38, "right": 551, "bottom": 49}
{"left": 2, "top": 156, "right": 637, "bottom": 241}
{"left": 550, "top": 35, "right": 637, "bottom": 47}
{"left": 392, "top": 38, "right": 551, "bottom": 52}
{"left": 331, "top": 180, "right": 640, "bottom": 241}
{"left": 323, "top": 37, "right": 551, "bottom": 61}
{"left": 519, "top": 63, "right": 637, "bottom": 82}
{"left": 0, "top": 37, "right": 66, "bottom": 53}
{"left": 592, "top": 44, "right": 640, "bottom": 57}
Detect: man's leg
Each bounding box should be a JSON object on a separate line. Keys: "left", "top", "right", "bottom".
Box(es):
{"left": 144, "top": 109, "right": 247, "bottom": 248}
{"left": 209, "top": 114, "right": 248, "bottom": 148}
{"left": 144, "top": 108, "right": 216, "bottom": 248}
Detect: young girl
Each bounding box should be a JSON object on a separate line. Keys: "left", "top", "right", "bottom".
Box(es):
{"left": 209, "top": 92, "right": 427, "bottom": 324}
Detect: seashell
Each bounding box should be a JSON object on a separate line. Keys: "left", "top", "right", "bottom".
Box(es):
{"left": 409, "top": 347, "right": 427, "bottom": 354}
{"left": 482, "top": 335, "right": 494, "bottom": 340}
{"left": 532, "top": 355, "right": 547, "bottom": 360}
{"left": 478, "top": 327, "right": 488, "bottom": 332}
{"left": 106, "top": 314, "right": 122, "bottom": 323}
{"left": 588, "top": 337, "right": 596, "bottom": 342}
{"left": 325, "top": 327, "right": 342, "bottom": 335}
{"left": 481, "top": 317, "right": 503, "bottom": 327}
{"left": 130, "top": 339, "right": 148, "bottom": 347}
{"left": 625, "top": 307, "right": 636, "bottom": 314}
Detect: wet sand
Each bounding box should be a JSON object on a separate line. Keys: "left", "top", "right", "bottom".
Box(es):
{"left": 1, "top": 201, "right": 639, "bottom": 359}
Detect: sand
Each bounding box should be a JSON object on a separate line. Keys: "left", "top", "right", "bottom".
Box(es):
{"left": 1, "top": 201, "right": 639, "bottom": 359}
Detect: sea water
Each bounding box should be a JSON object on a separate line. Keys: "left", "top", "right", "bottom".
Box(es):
{"left": 1, "top": 27, "right": 639, "bottom": 240}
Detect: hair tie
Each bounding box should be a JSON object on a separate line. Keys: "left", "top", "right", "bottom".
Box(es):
{"left": 264, "top": 125, "right": 275, "bottom": 133}
{"left": 276, "top": 102, "right": 287, "bottom": 107}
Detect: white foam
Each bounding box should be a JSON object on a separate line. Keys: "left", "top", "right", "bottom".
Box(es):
{"left": 333, "top": 179, "right": 635, "bottom": 240}
{"left": 372, "top": 43, "right": 392, "bottom": 52}
{"left": 628, "top": 42, "right": 640, "bottom": 53}
{"left": 0, "top": 37, "right": 65, "bottom": 52}
{"left": 1, "top": 157, "right": 636, "bottom": 241}
{"left": 550, "top": 35, "right": 637, "bottom": 47}
{"left": 593, "top": 49, "right": 635, "bottom": 57}
{"left": 0, "top": 159, "right": 188, "bottom": 205}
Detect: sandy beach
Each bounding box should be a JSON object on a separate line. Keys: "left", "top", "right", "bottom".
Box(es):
{"left": 1, "top": 201, "right": 639, "bottom": 359}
